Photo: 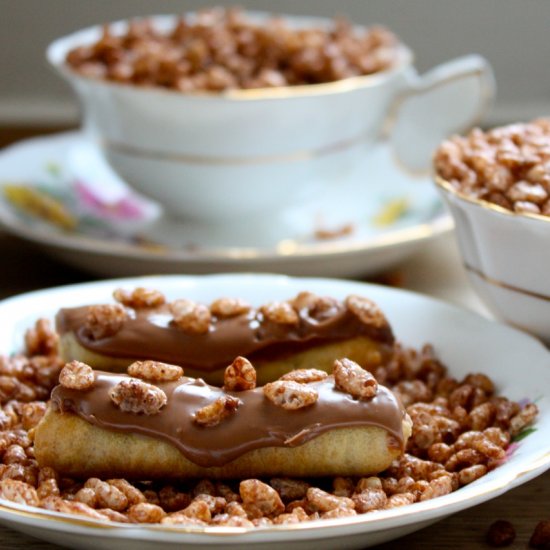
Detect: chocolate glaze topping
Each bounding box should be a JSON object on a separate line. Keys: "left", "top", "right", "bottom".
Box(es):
{"left": 56, "top": 299, "right": 394, "bottom": 371}
{"left": 50, "top": 373, "right": 407, "bottom": 468}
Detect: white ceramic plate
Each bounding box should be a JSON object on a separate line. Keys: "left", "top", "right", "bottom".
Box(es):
{"left": 0, "top": 133, "right": 451, "bottom": 277}
{"left": 0, "top": 274, "right": 548, "bottom": 549}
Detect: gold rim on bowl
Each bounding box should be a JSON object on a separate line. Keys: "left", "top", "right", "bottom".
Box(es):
{"left": 434, "top": 174, "right": 550, "bottom": 224}
{"left": 52, "top": 51, "right": 412, "bottom": 102}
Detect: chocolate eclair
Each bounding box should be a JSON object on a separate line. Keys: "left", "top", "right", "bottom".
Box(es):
{"left": 34, "top": 358, "right": 411, "bottom": 479}
{"left": 56, "top": 289, "right": 395, "bottom": 385}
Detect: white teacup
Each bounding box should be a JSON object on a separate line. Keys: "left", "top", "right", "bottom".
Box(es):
{"left": 47, "top": 13, "right": 495, "bottom": 224}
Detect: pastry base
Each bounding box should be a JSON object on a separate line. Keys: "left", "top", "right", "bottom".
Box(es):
{"left": 35, "top": 408, "right": 411, "bottom": 480}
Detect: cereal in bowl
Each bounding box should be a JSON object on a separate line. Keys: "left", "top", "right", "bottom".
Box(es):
{"left": 434, "top": 118, "right": 550, "bottom": 216}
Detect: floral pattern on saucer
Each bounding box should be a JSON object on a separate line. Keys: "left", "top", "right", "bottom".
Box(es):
{"left": 2, "top": 156, "right": 163, "bottom": 247}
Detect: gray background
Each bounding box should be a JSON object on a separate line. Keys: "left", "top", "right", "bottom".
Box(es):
{"left": 1, "top": 0, "right": 549, "bottom": 125}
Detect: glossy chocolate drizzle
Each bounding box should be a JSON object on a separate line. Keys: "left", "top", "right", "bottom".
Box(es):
{"left": 50, "top": 373, "right": 407, "bottom": 468}
{"left": 56, "top": 299, "right": 394, "bottom": 371}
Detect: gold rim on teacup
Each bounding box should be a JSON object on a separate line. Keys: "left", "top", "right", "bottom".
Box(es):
{"left": 57, "top": 48, "right": 412, "bottom": 102}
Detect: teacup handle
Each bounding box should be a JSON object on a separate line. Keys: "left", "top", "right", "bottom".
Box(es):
{"left": 385, "top": 54, "right": 495, "bottom": 175}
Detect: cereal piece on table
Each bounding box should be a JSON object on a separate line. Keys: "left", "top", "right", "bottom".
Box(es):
{"left": 486, "top": 520, "right": 516, "bottom": 548}
{"left": 530, "top": 520, "right": 550, "bottom": 549}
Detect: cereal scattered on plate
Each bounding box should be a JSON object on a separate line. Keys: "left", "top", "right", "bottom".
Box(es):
{"left": 0, "top": 318, "right": 538, "bottom": 526}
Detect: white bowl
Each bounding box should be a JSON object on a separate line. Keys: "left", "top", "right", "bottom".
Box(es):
{"left": 436, "top": 175, "right": 550, "bottom": 344}
{"left": 47, "top": 13, "right": 494, "bottom": 224}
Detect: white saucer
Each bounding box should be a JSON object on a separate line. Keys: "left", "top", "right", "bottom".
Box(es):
{"left": 0, "top": 132, "right": 451, "bottom": 277}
